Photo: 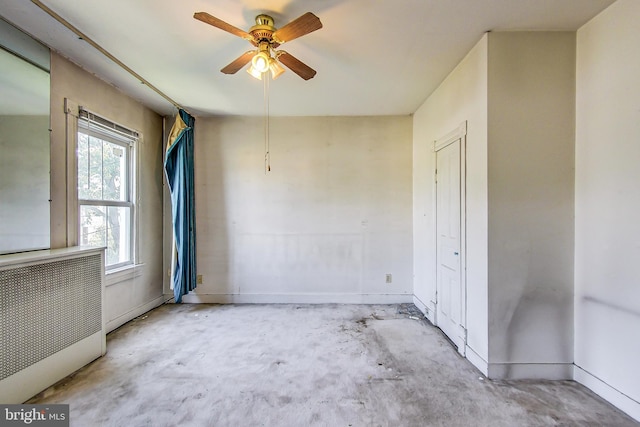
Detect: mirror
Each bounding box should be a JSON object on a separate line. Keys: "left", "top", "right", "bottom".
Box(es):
{"left": 0, "top": 17, "right": 50, "bottom": 254}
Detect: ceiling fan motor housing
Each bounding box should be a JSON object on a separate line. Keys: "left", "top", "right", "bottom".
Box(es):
{"left": 250, "top": 14, "right": 279, "bottom": 46}
{"left": 255, "top": 14, "right": 274, "bottom": 27}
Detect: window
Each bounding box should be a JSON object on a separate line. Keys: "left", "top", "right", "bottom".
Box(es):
{"left": 77, "top": 110, "right": 137, "bottom": 269}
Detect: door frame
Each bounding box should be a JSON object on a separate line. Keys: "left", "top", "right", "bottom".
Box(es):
{"left": 433, "top": 121, "right": 467, "bottom": 355}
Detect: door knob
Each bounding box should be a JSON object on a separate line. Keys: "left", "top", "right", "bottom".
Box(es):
{"left": 454, "top": 252, "right": 459, "bottom": 255}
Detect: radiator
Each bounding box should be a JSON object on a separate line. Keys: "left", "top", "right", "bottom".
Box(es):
{"left": 0, "top": 247, "right": 105, "bottom": 403}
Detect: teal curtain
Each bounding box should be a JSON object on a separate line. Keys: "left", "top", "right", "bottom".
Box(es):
{"left": 164, "top": 110, "right": 196, "bottom": 303}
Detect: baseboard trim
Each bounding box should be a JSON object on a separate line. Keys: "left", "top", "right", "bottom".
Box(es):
{"left": 179, "top": 293, "right": 413, "bottom": 304}
{"left": 574, "top": 365, "right": 640, "bottom": 422}
{"left": 465, "top": 345, "right": 489, "bottom": 377}
{"left": 106, "top": 296, "right": 165, "bottom": 333}
{"left": 412, "top": 294, "right": 436, "bottom": 324}
{"left": 487, "top": 362, "right": 573, "bottom": 380}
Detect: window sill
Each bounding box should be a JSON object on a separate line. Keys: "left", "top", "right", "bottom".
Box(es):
{"left": 106, "top": 263, "right": 145, "bottom": 287}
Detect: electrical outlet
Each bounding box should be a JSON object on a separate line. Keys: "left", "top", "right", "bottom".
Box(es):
{"left": 385, "top": 274, "right": 392, "bottom": 284}
{"left": 197, "top": 274, "right": 203, "bottom": 284}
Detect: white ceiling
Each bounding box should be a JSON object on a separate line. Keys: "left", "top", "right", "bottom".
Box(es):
{"left": 0, "top": 0, "right": 616, "bottom": 117}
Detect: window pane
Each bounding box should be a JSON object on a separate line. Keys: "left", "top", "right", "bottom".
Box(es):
{"left": 77, "top": 132, "right": 128, "bottom": 202}
{"left": 103, "top": 141, "right": 127, "bottom": 201}
{"left": 78, "top": 133, "right": 90, "bottom": 199}
{"left": 80, "top": 204, "right": 106, "bottom": 248}
{"left": 88, "top": 136, "right": 103, "bottom": 199}
{"left": 106, "top": 205, "right": 131, "bottom": 266}
{"left": 80, "top": 204, "right": 131, "bottom": 268}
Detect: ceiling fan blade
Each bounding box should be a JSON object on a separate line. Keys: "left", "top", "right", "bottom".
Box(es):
{"left": 272, "top": 12, "right": 322, "bottom": 43}
{"left": 221, "top": 51, "right": 255, "bottom": 74}
{"left": 277, "top": 51, "right": 317, "bottom": 80}
{"left": 194, "top": 12, "right": 253, "bottom": 41}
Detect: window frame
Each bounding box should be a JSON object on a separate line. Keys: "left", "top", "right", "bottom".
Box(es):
{"left": 76, "top": 110, "right": 138, "bottom": 271}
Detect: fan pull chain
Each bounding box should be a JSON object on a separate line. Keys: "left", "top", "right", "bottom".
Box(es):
{"left": 264, "top": 73, "right": 271, "bottom": 173}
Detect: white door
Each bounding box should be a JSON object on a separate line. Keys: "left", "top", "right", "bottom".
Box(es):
{"left": 435, "top": 137, "right": 465, "bottom": 354}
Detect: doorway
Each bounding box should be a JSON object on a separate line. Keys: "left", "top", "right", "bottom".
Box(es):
{"left": 434, "top": 122, "right": 466, "bottom": 355}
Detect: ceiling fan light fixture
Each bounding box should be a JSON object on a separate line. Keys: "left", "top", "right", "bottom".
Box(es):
{"left": 269, "top": 58, "right": 285, "bottom": 80}
{"left": 247, "top": 64, "right": 263, "bottom": 80}
{"left": 252, "top": 51, "right": 270, "bottom": 73}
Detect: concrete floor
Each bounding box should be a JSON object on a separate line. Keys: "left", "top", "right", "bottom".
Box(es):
{"left": 29, "top": 304, "right": 637, "bottom": 426}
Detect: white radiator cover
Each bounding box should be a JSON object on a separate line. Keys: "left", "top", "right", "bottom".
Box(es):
{"left": 0, "top": 246, "right": 105, "bottom": 403}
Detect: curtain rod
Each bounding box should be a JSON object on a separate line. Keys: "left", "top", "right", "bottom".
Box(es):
{"left": 31, "top": 0, "right": 190, "bottom": 116}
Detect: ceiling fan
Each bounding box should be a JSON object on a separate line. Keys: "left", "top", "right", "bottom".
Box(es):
{"left": 194, "top": 11, "right": 322, "bottom": 80}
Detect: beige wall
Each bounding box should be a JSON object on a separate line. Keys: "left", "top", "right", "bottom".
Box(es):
{"left": 187, "top": 115, "right": 413, "bottom": 303}
{"left": 412, "top": 35, "right": 489, "bottom": 367}
{"left": 487, "top": 32, "right": 576, "bottom": 378}
{"left": 575, "top": 0, "right": 640, "bottom": 419}
{"left": 50, "top": 53, "right": 165, "bottom": 331}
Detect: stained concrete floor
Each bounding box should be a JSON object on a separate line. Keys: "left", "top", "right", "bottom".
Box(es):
{"left": 29, "top": 304, "right": 637, "bottom": 427}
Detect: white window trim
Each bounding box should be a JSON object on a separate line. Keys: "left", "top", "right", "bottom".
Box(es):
{"left": 66, "top": 100, "right": 142, "bottom": 270}
{"left": 106, "top": 263, "right": 145, "bottom": 287}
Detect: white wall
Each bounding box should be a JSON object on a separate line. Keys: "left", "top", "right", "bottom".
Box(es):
{"left": 412, "top": 35, "right": 489, "bottom": 369}
{"left": 50, "top": 53, "right": 165, "bottom": 331}
{"left": 413, "top": 32, "right": 575, "bottom": 378}
{"left": 575, "top": 0, "right": 640, "bottom": 419}
{"left": 487, "top": 32, "right": 576, "bottom": 379}
{"left": 186, "top": 115, "right": 413, "bottom": 303}
{"left": 0, "top": 116, "right": 49, "bottom": 252}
